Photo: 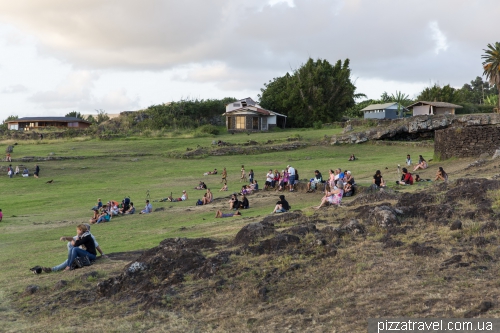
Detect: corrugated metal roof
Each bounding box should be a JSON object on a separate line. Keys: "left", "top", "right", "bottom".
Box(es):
{"left": 7, "top": 117, "right": 91, "bottom": 123}
{"left": 406, "top": 101, "right": 463, "bottom": 108}
{"left": 223, "top": 106, "right": 287, "bottom": 117}
{"left": 360, "top": 102, "right": 398, "bottom": 112}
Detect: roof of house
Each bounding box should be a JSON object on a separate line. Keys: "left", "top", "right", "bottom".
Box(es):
{"left": 406, "top": 101, "right": 463, "bottom": 109}
{"left": 7, "top": 117, "right": 91, "bottom": 123}
{"left": 223, "top": 106, "right": 287, "bottom": 117}
{"left": 361, "top": 102, "right": 399, "bottom": 112}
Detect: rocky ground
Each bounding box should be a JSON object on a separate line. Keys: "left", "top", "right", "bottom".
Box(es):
{"left": 15, "top": 157, "right": 500, "bottom": 332}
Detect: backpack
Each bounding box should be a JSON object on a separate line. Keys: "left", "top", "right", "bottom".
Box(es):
{"left": 71, "top": 256, "right": 92, "bottom": 270}
{"left": 196, "top": 199, "right": 203, "bottom": 206}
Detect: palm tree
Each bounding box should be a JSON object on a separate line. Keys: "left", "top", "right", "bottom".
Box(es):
{"left": 482, "top": 42, "right": 500, "bottom": 112}
{"left": 390, "top": 91, "right": 410, "bottom": 118}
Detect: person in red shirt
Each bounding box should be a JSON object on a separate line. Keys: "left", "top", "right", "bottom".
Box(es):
{"left": 396, "top": 168, "right": 413, "bottom": 185}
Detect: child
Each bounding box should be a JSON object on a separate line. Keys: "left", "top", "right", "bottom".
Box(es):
{"left": 406, "top": 154, "right": 411, "bottom": 166}
{"left": 240, "top": 165, "right": 247, "bottom": 182}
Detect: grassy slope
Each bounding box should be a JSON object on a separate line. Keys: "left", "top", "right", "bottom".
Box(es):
{"left": 0, "top": 128, "right": 440, "bottom": 331}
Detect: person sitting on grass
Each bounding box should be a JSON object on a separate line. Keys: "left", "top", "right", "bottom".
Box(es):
{"left": 239, "top": 194, "right": 249, "bottom": 209}
{"left": 434, "top": 167, "right": 448, "bottom": 182}
{"left": 348, "top": 154, "right": 356, "bottom": 161}
{"left": 219, "top": 183, "right": 228, "bottom": 192}
{"left": 215, "top": 210, "right": 242, "bottom": 218}
{"left": 194, "top": 181, "right": 207, "bottom": 190}
{"left": 95, "top": 208, "right": 111, "bottom": 224}
{"left": 406, "top": 154, "right": 412, "bottom": 166}
{"left": 22, "top": 167, "right": 29, "bottom": 177}
{"left": 315, "top": 181, "right": 344, "bottom": 209}
{"left": 265, "top": 169, "right": 274, "bottom": 190}
{"left": 204, "top": 168, "right": 217, "bottom": 176}
{"left": 43, "top": 223, "right": 107, "bottom": 273}
{"left": 278, "top": 169, "right": 288, "bottom": 191}
{"left": 345, "top": 171, "right": 355, "bottom": 185}
{"left": 372, "top": 170, "right": 386, "bottom": 189}
{"left": 228, "top": 193, "right": 239, "bottom": 210}
{"left": 413, "top": 155, "right": 428, "bottom": 171}
{"left": 272, "top": 169, "right": 281, "bottom": 189}
{"left": 272, "top": 194, "right": 290, "bottom": 213}
{"left": 396, "top": 168, "right": 414, "bottom": 185}
{"left": 307, "top": 170, "right": 323, "bottom": 192}
{"left": 109, "top": 202, "right": 120, "bottom": 216}
{"left": 206, "top": 188, "right": 213, "bottom": 203}
{"left": 251, "top": 180, "right": 259, "bottom": 190}
{"left": 62, "top": 224, "right": 97, "bottom": 271}
{"left": 343, "top": 182, "right": 353, "bottom": 197}
{"left": 140, "top": 200, "right": 153, "bottom": 213}
{"left": 124, "top": 202, "right": 135, "bottom": 214}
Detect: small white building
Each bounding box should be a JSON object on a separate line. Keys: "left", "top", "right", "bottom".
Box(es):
{"left": 223, "top": 98, "right": 287, "bottom": 131}
{"left": 408, "top": 101, "right": 463, "bottom": 116}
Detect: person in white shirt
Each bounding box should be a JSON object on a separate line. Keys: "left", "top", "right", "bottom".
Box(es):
{"left": 265, "top": 169, "right": 274, "bottom": 190}
{"left": 287, "top": 165, "right": 296, "bottom": 192}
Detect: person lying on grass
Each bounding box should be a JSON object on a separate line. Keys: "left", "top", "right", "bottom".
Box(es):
{"left": 168, "top": 190, "right": 188, "bottom": 202}
{"left": 43, "top": 223, "right": 106, "bottom": 273}
{"left": 315, "top": 181, "right": 344, "bottom": 209}
{"left": 63, "top": 224, "right": 97, "bottom": 271}
{"left": 203, "top": 168, "right": 217, "bottom": 176}
{"left": 215, "top": 210, "right": 242, "bottom": 218}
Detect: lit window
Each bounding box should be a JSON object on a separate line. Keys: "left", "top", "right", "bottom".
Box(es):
{"left": 236, "top": 116, "right": 246, "bottom": 129}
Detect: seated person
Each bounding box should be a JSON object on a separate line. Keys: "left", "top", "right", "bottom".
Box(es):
{"left": 63, "top": 224, "right": 97, "bottom": 271}
{"left": 348, "top": 154, "right": 356, "bottom": 161}
{"left": 345, "top": 171, "right": 355, "bottom": 185}
{"left": 15, "top": 166, "right": 19, "bottom": 175}
{"left": 219, "top": 183, "right": 228, "bottom": 192}
{"left": 110, "top": 203, "right": 120, "bottom": 216}
{"left": 124, "top": 202, "right": 135, "bottom": 214}
{"left": 252, "top": 180, "right": 259, "bottom": 190}
{"left": 239, "top": 194, "right": 249, "bottom": 209}
{"left": 307, "top": 170, "right": 323, "bottom": 192}
{"left": 22, "top": 167, "right": 29, "bottom": 177}
{"left": 315, "top": 182, "right": 344, "bottom": 209}
{"left": 396, "top": 168, "right": 414, "bottom": 185}
{"left": 228, "top": 193, "right": 239, "bottom": 210}
{"left": 272, "top": 195, "right": 290, "bottom": 213}
{"left": 168, "top": 190, "right": 188, "bottom": 202}
{"left": 372, "top": 170, "right": 386, "bottom": 189}
{"left": 194, "top": 181, "right": 207, "bottom": 190}
{"left": 206, "top": 188, "right": 213, "bottom": 203}
{"left": 140, "top": 200, "right": 153, "bottom": 214}
{"left": 215, "top": 210, "right": 241, "bottom": 218}
{"left": 413, "top": 155, "right": 428, "bottom": 171}
{"left": 200, "top": 193, "right": 209, "bottom": 205}
{"left": 343, "top": 182, "right": 354, "bottom": 197}
{"left": 265, "top": 170, "right": 274, "bottom": 190}
{"left": 434, "top": 167, "right": 448, "bottom": 182}
{"left": 95, "top": 209, "right": 111, "bottom": 224}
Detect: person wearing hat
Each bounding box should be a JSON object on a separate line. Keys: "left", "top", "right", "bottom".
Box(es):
{"left": 307, "top": 170, "right": 323, "bottom": 192}
{"left": 42, "top": 224, "right": 107, "bottom": 273}
{"left": 272, "top": 194, "right": 290, "bottom": 213}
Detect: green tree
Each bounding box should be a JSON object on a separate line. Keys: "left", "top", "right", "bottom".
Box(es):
{"left": 482, "top": 42, "right": 500, "bottom": 111}
{"left": 390, "top": 91, "right": 411, "bottom": 117}
{"left": 65, "top": 111, "right": 84, "bottom": 119}
{"left": 416, "top": 83, "right": 463, "bottom": 104}
{"left": 259, "top": 58, "right": 364, "bottom": 127}
{"left": 0, "top": 115, "right": 18, "bottom": 130}
{"left": 96, "top": 109, "right": 110, "bottom": 124}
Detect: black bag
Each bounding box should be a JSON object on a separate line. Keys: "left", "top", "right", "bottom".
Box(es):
{"left": 81, "top": 256, "right": 92, "bottom": 267}
{"left": 71, "top": 257, "right": 84, "bottom": 270}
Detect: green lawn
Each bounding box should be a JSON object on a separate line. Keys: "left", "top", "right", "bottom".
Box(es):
{"left": 0, "top": 129, "right": 436, "bottom": 330}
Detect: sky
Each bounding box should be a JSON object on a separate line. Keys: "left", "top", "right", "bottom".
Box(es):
{"left": 0, "top": 0, "right": 498, "bottom": 120}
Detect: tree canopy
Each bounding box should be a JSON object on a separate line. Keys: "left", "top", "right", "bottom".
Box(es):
{"left": 482, "top": 42, "right": 500, "bottom": 110}
{"left": 258, "top": 58, "right": 364, "bottom": 127}
{"left": 65, "top": 111, "right": 84, "bottom": 119}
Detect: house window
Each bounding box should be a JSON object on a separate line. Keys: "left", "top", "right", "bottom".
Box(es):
{"left": 233, "top": 103, "right": 240, "bottom": 107}
{"left": 236, "top": 116, "right": 246, "bottom": 129}
{"left": 227, "top": 117, "right": 233, "bottom": 129}
{"left": 68, "top": 122, "right": 79, "bottom": 127}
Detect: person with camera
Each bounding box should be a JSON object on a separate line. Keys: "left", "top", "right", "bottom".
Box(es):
{"left": 228, "top": 193, "right": 239, "bottom": 210}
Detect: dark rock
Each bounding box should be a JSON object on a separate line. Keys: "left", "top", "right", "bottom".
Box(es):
{"left": 464, "top": 301, "right": 493, "bottom": 318}
{"left": 234, "top": 222, "right": 275, "bottom": 245}
{"left": 473, "top": 237, "right": 489, "bottom": 247}
{"left": 480, "top": 221, "right": 498, "bottom": 233}
{"left": 471, "top": 266, "right": 488, "bottom": 271}
{"left": 450, "top": 220, "right": 462, "bottom": 230}
{"left": 456, "top": 262, "right": 470, "bottom": 268}
{"left": 247, "top": 234, "right": 300, "bottom": 255}
{"left": 340, "top": 219, "right": 366, "bottom": 235}
{"left": 397, "top": 192, "right": 436, "bottom": 207}
{"left": 440, "top": 255, "right": 462, "bottom": 269}
{"left": 159, "top": 237, "right": 217, "bottom": 250}
{"left": 380, "top": 235, "right": 404, "bottom": 248}
{"left": 410, "top": 242, "right": 439, "bottom": 256}
{"left": 80, "top": 271, "right": 99, "bottom": 281}
{"left": 258, "top": 286, "right": 268, "bottom": 301}
{"left": 260, "top": 211, "right": 303, "bottom": 225}
{"left": 25, "top": 285, "right": 39, "bottom": 294}
{"left": 283, "top": 223, "right": 317, "bottom": 236}
{"left": 53, "top": 280, "right": 68, "bottom": 290}
{"left": 320, "top": 226, "right": 345, "bottom": 239}
{"left": 154, "top": 207, "right": 165, "bottom": 212}
{"left": 347, "top": 191, "right": 398, "bottom": 206}
{"left": 398, "top": 204, "right": 453, "bottom": 224}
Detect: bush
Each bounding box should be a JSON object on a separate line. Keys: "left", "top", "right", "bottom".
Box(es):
{"left": 197, "top": 124, "right": 220, "bottom": 135}
{"left": 313, "top": 121, "right": 323, "bottom": 129}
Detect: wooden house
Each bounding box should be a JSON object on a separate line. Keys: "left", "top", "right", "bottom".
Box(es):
{"left": 223, "top": 98, "right": 287, "bottom": 132}
{"left": 7, "top": 117, "right": 91, "bottom": 130}
{"left": 361, "top": 102, "right": 407, "bottom": 119}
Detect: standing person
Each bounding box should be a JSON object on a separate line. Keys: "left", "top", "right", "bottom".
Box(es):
{"left": 7, "top": 164, "right": 13, "bottom": 178}
{"left": 64, "top": 224, "right": 97, "bottom": 271}
{"left": 287, "top": 165, "right": 296, "bottom": 192}
{"left": 434, "top": 167, "right": 448, "bottom": 182}
{"left": 240, "top": 165, "right": 247, "bottom": 182}
{"left": 140, "top": 200, "right": 153, "bottom": 214}
{"left": 34, "top": 164, "right": 40, "bottom": 178}
{"left": 406, "top": 154, "right": 412, "bottom": 166}
{"left": 221, "top": 167, "right": 227, "bottom": 183}
{"left": 248, "top": 169, "right": 254, "bottom": 184}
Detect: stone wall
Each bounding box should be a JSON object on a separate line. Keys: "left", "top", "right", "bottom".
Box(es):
{"left": 434, "top": 125, "right": 500, "bottom": 160}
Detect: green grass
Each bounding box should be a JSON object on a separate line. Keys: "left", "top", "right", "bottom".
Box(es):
{"left": 0, "top": 128, "right": 436, "bottom": 330}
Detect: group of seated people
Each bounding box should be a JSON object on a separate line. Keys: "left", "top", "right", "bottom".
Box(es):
{"left": 263, "top": 168, "right": 299, "bottom": 191}
{"left": 194, "top": 181, "right": 207, "bottom": 190}
{"left": 90, "top": 197, "right": 136, "bottom": 223}
{"left": 307, "top": 168, "right": 355, "bottom": 197}
{"left": 229, "top": 192, "right": 249, "bottom": 210}
{"left": 195, "top": 189, "right": 213, "bottom": 205}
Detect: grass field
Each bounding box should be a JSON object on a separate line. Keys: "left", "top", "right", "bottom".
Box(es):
{"left": 0, "top": 128, "right": 444, "bottom": 331}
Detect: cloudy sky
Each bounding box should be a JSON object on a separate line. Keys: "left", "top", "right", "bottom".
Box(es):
{"left": 0, "top": 0, "right": 498, "bottom": 119}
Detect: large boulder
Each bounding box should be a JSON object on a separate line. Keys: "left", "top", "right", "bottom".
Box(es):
{"left": 368, "top": 206, "right": 401, "bottom": 228}
{"left": 234, "top": 222, "right": 275, "bottom": 245}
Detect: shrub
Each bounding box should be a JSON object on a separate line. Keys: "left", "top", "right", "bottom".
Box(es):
{"left": 197, "top": 124, "right": 220, "bottom": 135}
{"left": 313, "top": 121, "right": 323, "bottom": 129}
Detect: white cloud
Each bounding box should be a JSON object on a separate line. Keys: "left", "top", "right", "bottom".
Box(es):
{"left": 429, "top": 21, "right": 449, "bottom": 55}
{"left": 2, "top": 84, "right": 28, "bottom": 93}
